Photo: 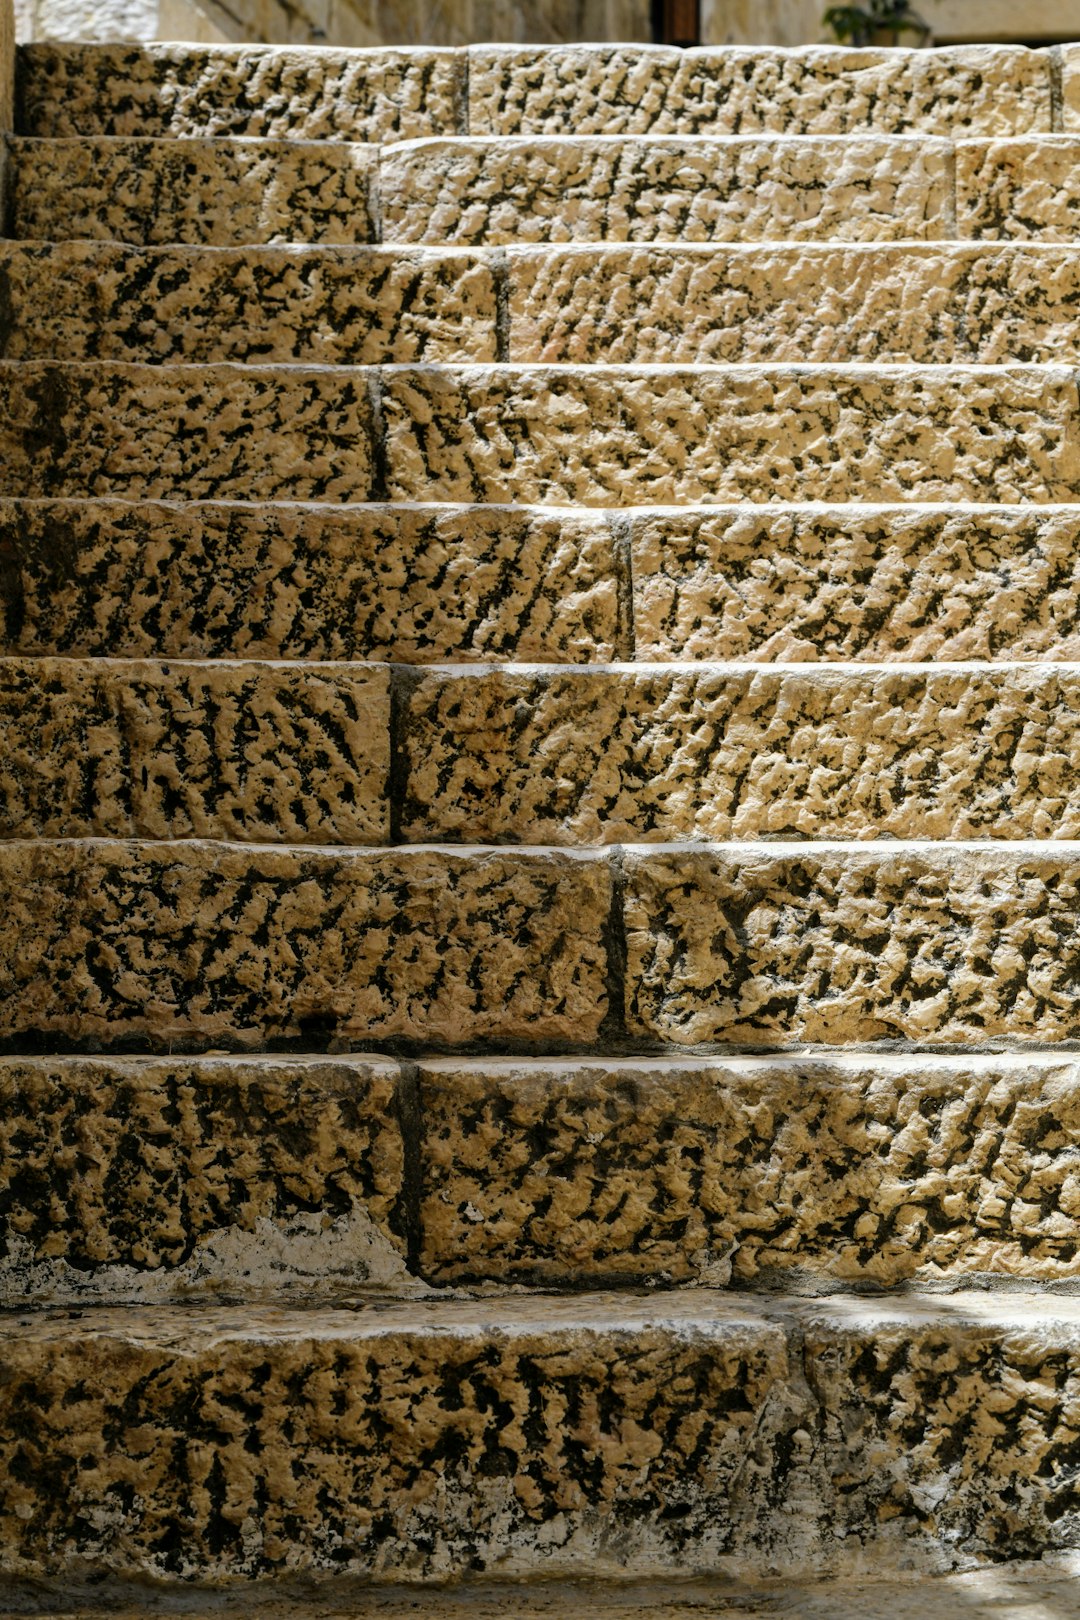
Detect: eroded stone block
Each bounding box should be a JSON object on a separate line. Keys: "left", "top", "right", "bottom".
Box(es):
{"left": 957, "top": 138, "right": 1080, "bottom": 241}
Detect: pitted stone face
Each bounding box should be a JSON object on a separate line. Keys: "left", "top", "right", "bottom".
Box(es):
{"left": 0, "top": 1056, "right": 410, "bottom": 1304}
{"left": 957, "top": 138, "right": 1080, "bottom": 241}
{"left": 0, "top": 502, "right": 620, "bottom": 664}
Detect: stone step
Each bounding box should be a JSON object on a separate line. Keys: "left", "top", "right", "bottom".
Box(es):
{"left": 1, "top": 1291, "right": 1079, "bottom": 1581}
{"left": 0, "top": 1054, "right": 414, "bottom": 1306}
{"left": 8, "top": 1051, "right": 1080, "bottom": 1303}
{"left": 13, "top": 241, "right": 1080, "bottom": 367}
{"left": 19, "top": 135, "right": 1080, "bottom": 250}
{"left": 10, "top": 137, "right": 377, "bottom": 247}
{"left": 397, "top": 664, "right": 1080, "bottom": 844}
{"left": 0, "top": 657, "right": 389, "bottom": 844}
{"left": 4, "top": 500, "right": 1080, "bottom": 666}
{"left": 15, "top": 42, "right": 1056, "bottom": 141}
{"left": 5, "top": 364, "right": 1077, "bottom": 505}
{"left": 5, "top": 840, "right": 1080, "bottom": 1054}
{"left": 0, "top": 500, "right": 622, "bottom": 664}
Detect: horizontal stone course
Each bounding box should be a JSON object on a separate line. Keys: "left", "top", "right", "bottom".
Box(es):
{"left": 379, "top": 136, "right": 953, "bottom": 246}
{"left": 0, "top": 841, "right": 610, "bottom": 1051}
{"left": 624, "top": 846, "right": 1080, "bottom": 1049}
{"left": 418, "top": 1056, "right": 1080, "bottom": 1287}
{"left": 399, "top": 666, "right": 1080, "bottom": 843}
{"left": 0, "top": 659, "right": 389, "bottom": 843}
{"left": 10, "top": 138, "right": 377, "bottom": 248}
{"left": 380, "top": 365, "right": 1080, "bottom": 505}
{"left": 0, "top": 501, "right": 620, "bottom": 663}
{"left": 0, "top": 244, "right": 498, "bottom": 365}
{"left": 2, "top": 1292, "right": 1080, "bottom": 1579}
{"left": 0, "top": 1055, "right": 409, "bottom": 1304}
{"left": 15, "top": 43, "right": 465, "bottom": 140}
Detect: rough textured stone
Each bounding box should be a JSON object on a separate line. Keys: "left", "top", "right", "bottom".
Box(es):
{"left": 508, "top": 244, "right": 1080, "bottom": 365}
{"left": 0, "top": 1296, "right": 790, "bottom": 1582}
{"left": 0, "top": 841, "right": 610, "bottom": 1051}
{"left": 0, "top": 364, "right": 375, "bottom": 501}
{"left": 0, "top": 243, "right": 497, "bottom": 364}
{"left": 381, "top": 366, "right": 1080, "bottom": 506}
{"left": 630, "top": 506, "right": 1080, "bottom": 662}
{"left": 956, "top": 138, "right": 1080, "bottom": 242}
{"left": 468, "top": 45, "right": 1052, "bottom": 136}
{"left": 15, "top": 43, "right": 464, "bottom": 139}
{"left": 0, "top": 501, "right": 619, "bottom": 662}
{"left": 418, "top": 1056, "right": 1080, "bottom": 1288}
{"left": 0, "top": 1055, "right": 409, "bottom": 1304}
{"left": 0, "top": 658, "right": 389, "bottom": 843}
{"left": 623, "top": 846, "right": 1080, "bottom": 1049}
{"left": 10, "top": 137, "right": 376, "bottom": 247}
{"left": 380, "top": 137, "right": 953, "bottom": 246}
{"left": 400, "top": 666, "right": 1080, "bottom": 843}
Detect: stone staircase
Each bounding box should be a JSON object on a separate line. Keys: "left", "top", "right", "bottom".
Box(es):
{"left": 7, "top": 36, "right": 1080, "bottom": 1609}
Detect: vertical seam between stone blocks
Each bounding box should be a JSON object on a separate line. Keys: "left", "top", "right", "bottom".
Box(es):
{"left": 942, "top": 140, "right": 958, "bottom": 242}
{"left": 458, "top": 46, "right": 471, "bottom": 136}
{"left": 393, "top": 1058, "right": 424, "bottom": 1277}
{"left": 365, "top": 369, "right": 390, "bottom": 503}
{"left": 388, "top": 664, "right": 421, "bottom": 846}
{"left": 600, "top": 846, "right": 629, "bottom": 1048}
{"left": 0, "top": 133, "right": 12, "bottom": 241}
{"left": 609, "top": 514, "right": 636, "bottom": 661}
{"left": 492, "top": 248, "right": 511, "bottom": 364}
{"left": 1050, "top": 46, "right": 1065, "bottom": 133}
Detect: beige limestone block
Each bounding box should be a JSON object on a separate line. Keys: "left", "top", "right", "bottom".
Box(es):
{"left": 0, "top": 841, "right": 610, "bottom": 1049}
{"left": 624, "top": 845, "right": 1080, "bottom": 1048}
{"left": 0, "top": 243, "right": 497, "bottom": 364}
{"left": 417, "top": 1056, "right": 1080, "bottom": 1288}
{"left": 0, "top": 1296, "right": 789, "bottom": 1582}
{"left": 15, "top": 43, "right": 464, "bottom": 139}
{"left": 400, "top": 666, "right": 1080, "bottom": 843}
{"left": 468, "top": 45, "right": 1051, "bottom": 137}
{"left": 379, "top": 136, "right": 953, "bottom": 246}
{"left": 957, "top": 137, "right": 1080, "bottom": 242}
{"left": 0, "top": 363, "right": 375, "bottom": 501}
{"left": 507, "top": 244, "right": 1080, "bottom": 365}
{"left": 1056, "top": 45, "right": 1080, "bottom": 133}
{"left": 0, "top": 501, "right": 620, "bottom": 663}
{"left": 630, "top": 506, "right": 1080, "bottom": 662}
{"left": 0, "top": 658, "right": 389, "bottom": 843}
{"left": 0, "top": 1055, "right": 410, "bottom": 1303}
{"left": 381, "top": 366, "right": 1080, "bottom": 506}
{"left": 10, "top": 136, "right": 376, "bottom": 247}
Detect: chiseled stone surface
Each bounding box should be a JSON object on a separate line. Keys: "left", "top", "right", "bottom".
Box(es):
{"left": 0, "top": 1295, "right": 791, "bottom": 1582}
{"left": 380, "top": 137, "right": 952, "bottom": 246}
{"left": 630, "top": 506, "right": 1080, "bottom": 662}
{"left": 957, "top": 137, "right": 1080, "bottom": 242}
{"left": 0, "top": 658, "right": 389, "bottom": 843}
{"left": 0, "top": 364, "right": 375, "bottom": 501}
{"left": 15, "top": 43, "right": 464, "bottom": 140}
{"left": 381, "top": 366, "right": 1080, "bottom": 506}
{"left": 0, "top": 501, "right": 620, "bottom": 662}
{"left": 3, "top": 1293, "right": 1080, "bottom": 1580}
{"left": 0, "top": 841, "right": 610, "bottom": 1050}
{"left": 469, "top": 45, "right": 1053, "bottom": 137}
{"left": 508, "top": 244, "right": 1080, "bottom": 365}
{"left": 624, "top": 846, "right": 1080, "bottom": 1049}
{"left": 400, "top": 666, "right": 1080, "bottom": 843}
{"left": 0, "top": 1055, "right": 409, "bottom": 1304}
{"left": 0, "top": 244, "right": 497, "bottom": 364}
{"left": 418, "top": 1056, "right": 1080, "bottom": 1288}
{"left": 10, "top": 137, "right": 376, "bottom": 247}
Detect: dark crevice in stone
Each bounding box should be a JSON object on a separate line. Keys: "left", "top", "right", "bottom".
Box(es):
{"left": 492, "top": 248, "right": 511, "bottom": 364}
{"left": 1049, "top": 46, "right": 1065, "bottom": 133}
{"left": 599, "top": 847, "right": 629, "bottom": 1047}
{"left": 364, "top": 370, "right": 390, "bottom": 504}
{"left": 609, "top": 514, "right": 636, "bottom": 660}
{"left": 387, "top": 664, "right": 423, "bottom": 846}
{"left": 392, "top": 1058, "right": 424, "bottom": 1276}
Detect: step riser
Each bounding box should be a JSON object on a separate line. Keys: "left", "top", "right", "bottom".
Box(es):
{"left": 0, "top": 502, "right": 621, "bottom": 664}
{"left": 5, "top": 843, "right": 1080, "bottom": 1053}
{"left": 6, "top": 1055, "right": 1080, "bottom": 1302}
{"left": 2, "top": 1297, "right": 1078, "bottom": 1582}
{"left": 0, "top": 1057, "right": 412, "bottom": 1305}
{"left": 8, "top": 365, "right": 1073, "bottom": 506}
{"left": 18, "top": 138, "right": 1080, "bottom": 249}
{"left": 11, "top": 661, "right": 1080, "bottom": 845}
{"left": 4, "top": 502, "right": 1078, "bottom": 666}
{"left": 15, "top": 43, "right": 1058, "bottom": 139}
